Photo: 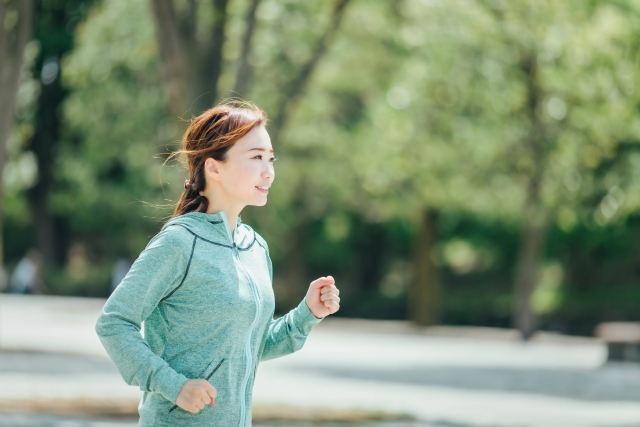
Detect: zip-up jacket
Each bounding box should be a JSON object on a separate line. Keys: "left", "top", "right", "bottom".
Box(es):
{"left": 95, "top": 211, "right": 323, "bottom": 426}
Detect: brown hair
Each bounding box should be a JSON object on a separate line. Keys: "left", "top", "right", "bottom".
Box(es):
{"left": 168, "top": 101, "right": 267, "bottom": 218}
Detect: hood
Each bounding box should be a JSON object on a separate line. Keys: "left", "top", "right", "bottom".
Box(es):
{"left": 161, "top": 211, "right": 253, "bottom": 248}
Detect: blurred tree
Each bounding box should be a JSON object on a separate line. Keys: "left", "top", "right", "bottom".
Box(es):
{"left": 232, "top": 0, "right": 261, "bottom": 97}
{"left": 54, "top": 0, "right": 177, "bottom": 293}
{"left": 469, "top": 0, "right": 640, "bottom": 338}
{"left": 25, "top": 0, "right": 96, "bottom": 267}
{"left": 272, "top": 0, "right": 640, "bottom": 335}
{"left": 150, "top": 0, "right": 229, "bottom": 118}
{"left": 0, "top": 0, "right": 34, "bottom": 268}
{"left": 30, "top": 0, "right": 640, "bottom": 335}
{"left": 265, "top": 0, "right": 350, "bottom": 141}
{"left": 410, "top": 210, "right": 440, "bottom": 325}
{"left": 149, "top": 0, "right": 351, "bottom": 128}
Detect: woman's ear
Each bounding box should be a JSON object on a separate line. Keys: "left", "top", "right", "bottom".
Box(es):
{"left": 203, "top": 157, "right": 222, "bottom": 182}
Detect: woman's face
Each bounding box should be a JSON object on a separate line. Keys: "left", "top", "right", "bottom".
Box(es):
{"left": 205, "top": 125, "right": 275, "bottom": 208}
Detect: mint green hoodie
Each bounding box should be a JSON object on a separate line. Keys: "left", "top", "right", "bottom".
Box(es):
{"left": 95, "top": 211, "right": 322, "bottom": 427}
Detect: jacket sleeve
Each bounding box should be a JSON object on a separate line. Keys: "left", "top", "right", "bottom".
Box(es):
{"left": 257, "top": 235, "right": 323, "bottom": 361}
{"left": 95, "top": 226, "right": 194, "bottom": 403}
{"left": 260, "top": 298, "right": 323, "bottom": 361}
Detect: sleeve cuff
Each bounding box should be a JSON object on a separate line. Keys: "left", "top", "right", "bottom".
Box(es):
{"left": 156, "top": 367, "right": 190, "bottom": 404}
{"left": 292, "top": 298, "right": 324, "bottom": 336}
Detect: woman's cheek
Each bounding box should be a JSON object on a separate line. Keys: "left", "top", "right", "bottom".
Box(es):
{"left": 240, "top": 161, "right": 258, "bottom": 177}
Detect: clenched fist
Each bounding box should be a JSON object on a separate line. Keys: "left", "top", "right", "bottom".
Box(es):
{"left": 176, "top": 379, "right": 217, "bottom": 413}
{"left": 305, "top": 276, "right": 340, "bottom": 318}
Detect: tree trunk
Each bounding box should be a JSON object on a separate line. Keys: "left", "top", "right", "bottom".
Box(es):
{"left": 512, "top": 222, "right": 545, "bottom": 340}
{"left": 408, "top": 209, "right": 440, "bottom": 326}
{"left": 232, "top": 0, "right": 261, "bottom": 97}
{"left": 26, "top": 72, "right": 65, "bottom": 266}
{"left": 149, "top": 0, "right": 191, "bottom": 119}
{"left": 0, "top": 0, "right": 35, "bottom": 269}
{"left": 269, "top": 0, "right": 351, "bottom": 141}
{"left": 191, "top": 0, "right": 229, "bottom": 114}
{"left": 150, "top": 0, "right": 230, "bottom": 119}
{"left": 25, "top": 1, "right": 90, "bottom": 267}
{"left": 511, "top": 53, "right": 547, "bottom": 340}
{"left": 480, "top": 0, "right": 550, "bottom": 341}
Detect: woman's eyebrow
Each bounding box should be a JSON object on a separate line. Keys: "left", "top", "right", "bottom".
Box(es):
{"left": 248, "top": 148, "right": 275, "bottom": 153}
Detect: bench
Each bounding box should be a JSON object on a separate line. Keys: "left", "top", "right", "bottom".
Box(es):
{"left": 595, "top": 322, "right": 640, "bottom": 362}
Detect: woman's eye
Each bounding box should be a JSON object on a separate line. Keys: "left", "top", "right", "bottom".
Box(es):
{"left": 253, "top": 155, "right": 277, "bottom": 162}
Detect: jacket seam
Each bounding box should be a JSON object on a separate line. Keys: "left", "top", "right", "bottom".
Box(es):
{"left": 159, "top": 235, "right": 197, "bottom": 303}
{"left": 237, "top": 230, "right": 257, "bottom": 251}
{"left": 167, "top": 224, "right": 233, "bottom": 249}
{"left": 255, "top": 236, "right": 267, "bottom": 254}
{"left": 168, "top": 223, "right": 257, "bottom": 251}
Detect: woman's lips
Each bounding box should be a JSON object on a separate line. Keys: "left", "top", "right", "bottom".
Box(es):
{"left": 256, "top": 186, "right": 269, "bottom": 193}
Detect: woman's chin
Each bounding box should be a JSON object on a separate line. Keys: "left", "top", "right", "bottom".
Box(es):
{"left": 249, "top": 198, "right": 268, "bottom": 207}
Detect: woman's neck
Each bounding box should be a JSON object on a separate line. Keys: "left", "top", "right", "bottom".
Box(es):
{"left": 203, "top": 192, "right": 243, "bottom": 236}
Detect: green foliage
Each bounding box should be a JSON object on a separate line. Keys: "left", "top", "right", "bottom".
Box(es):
{"left": 60, "top": 0, "right": 179, "bottom": 256}
{"left": 7, "top": 0, "right": 640, "bottom": 333}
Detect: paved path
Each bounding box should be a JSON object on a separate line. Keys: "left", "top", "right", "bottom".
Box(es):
{"left": 0, "top": 413, "right": 426, "bottom": 427}
{"left": 0, "top": 294, "right": 638, "bottom": 427}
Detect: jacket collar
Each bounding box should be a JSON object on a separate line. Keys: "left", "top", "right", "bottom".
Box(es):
{"left": 162, "top": 211, "right": 250, "bottom": 248}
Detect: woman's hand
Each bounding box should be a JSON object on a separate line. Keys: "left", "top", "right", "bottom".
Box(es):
{"left": 305, "top": 276, "right": 340, "bottom": 318}
{"left": 176, "top": 379, "right": 217, "bottom": 413}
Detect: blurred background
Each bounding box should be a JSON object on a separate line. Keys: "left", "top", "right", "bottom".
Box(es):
{"left": 2, "top": 0, "right": 640, "bottom": 426}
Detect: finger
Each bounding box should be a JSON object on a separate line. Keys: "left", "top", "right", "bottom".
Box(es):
{"left": 311, "top": 276, "right": 334, "bottom": 289}
{"left": 321, "top": 285, "right": 339, "bottom": 295}
{"left": 204, "top": 382, "right": 217, "bottom": 398}
{"left": 324, "top": 300, "right": 340, "bottom": 313}
{"left": 201, "top": 396, "right": 212, "bottom": 407}
{"left": 310, "top": 277, "right": 329, "bottom": 290}
{"left": 196, "top": 385, "right": 209, "bottom": 400}
{"left": 320, "top": 292, "right": 340, "bottom": 303}
{"left": 206, "top": 385, "right": 218, "bottom": 404}
{"left": 196, "top": 400, "right": 205, "bottom": 410}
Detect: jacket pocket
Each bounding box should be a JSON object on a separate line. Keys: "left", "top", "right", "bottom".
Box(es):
{"left": 168, "top": 358, "right": 226, "bottom": 414}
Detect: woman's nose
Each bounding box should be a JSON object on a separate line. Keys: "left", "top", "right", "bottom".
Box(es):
{"left": 262, "top": 163, "right": 274, "bottom": 180}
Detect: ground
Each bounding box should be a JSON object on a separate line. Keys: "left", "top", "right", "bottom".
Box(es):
{"left": 0, "top": 294, "right": 637, "bottom": 427}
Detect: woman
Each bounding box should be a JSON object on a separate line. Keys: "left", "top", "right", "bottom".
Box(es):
{"left": 95, "top": 102, "right": 341, "bottom": 426}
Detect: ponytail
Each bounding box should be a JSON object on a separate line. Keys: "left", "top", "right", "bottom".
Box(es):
{"left": 175, "top": 168, "right": 209, "bottom": 215}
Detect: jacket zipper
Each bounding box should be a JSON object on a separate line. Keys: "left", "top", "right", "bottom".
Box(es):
{"left": 220, "top": 212, "right": 261, "bottom": 427}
